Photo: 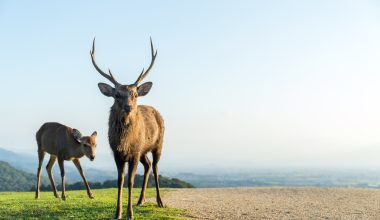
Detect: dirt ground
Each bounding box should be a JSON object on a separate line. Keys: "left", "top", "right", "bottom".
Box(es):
{"left": 161, "top": 187, "right": 380, "bottom": 219}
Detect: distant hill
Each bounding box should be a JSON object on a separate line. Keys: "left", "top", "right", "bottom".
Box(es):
{"left": 173, "top": 169, "right": 380, "bottom": 188}
{"left": 0, "top": 148, "right": 36, "bottom": 173}
{"left": 0, "top": 160, "right": 193, "bottom": 191}
{"left": 0, "top": 161, "right": 48, "bottom": 191}
{"left": 0, "top": 148, "right": 114, "bottom": 183}
{"left": 35, "top": 174, "right": 194, "bottom": 191}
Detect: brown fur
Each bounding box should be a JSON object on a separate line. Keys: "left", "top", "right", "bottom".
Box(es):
{"left": 104, "top": 87, "right": 165, "bottom": 220}
{"left": 35, "top": 122, "right": 97, "bottom": 200}
{"left": 91, "top": 38, "right": 164, "bottom": 220}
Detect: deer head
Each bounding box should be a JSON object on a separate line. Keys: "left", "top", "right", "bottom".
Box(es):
{"left": 73, "top": 129, "right": 98, "bottom": 161}
{"left": 90, "top": 38, "right": 157, "bottom": 114}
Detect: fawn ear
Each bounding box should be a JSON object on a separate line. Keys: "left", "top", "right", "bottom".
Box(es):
{"left": 72, "top": 129, "right": 82, "bottom": 143}
{"left": 98, "top": 83, "right": 115, "bottom": 97}
{"left": 91, "top": 131, "right": 97, "bottom": 137}
{"left": 137, "top": 82, "right": 153, "bottom": 97}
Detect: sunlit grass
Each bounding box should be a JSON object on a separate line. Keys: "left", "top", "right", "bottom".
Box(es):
{"left": 0, "top": 188, "right": 189, "bottom": 219}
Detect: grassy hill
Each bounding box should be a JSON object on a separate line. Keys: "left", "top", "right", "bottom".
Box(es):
{"left": 0, "top": 188, "right": 190, "bottom": 219}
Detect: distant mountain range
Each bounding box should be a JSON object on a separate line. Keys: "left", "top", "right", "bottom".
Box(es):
{"left": 0, "top": 148, "right": 36, "bottom": 173}
{"left": 3, "top": 148, "right": 380, "bottom": 189}
{"left": 0, "top": 148, "right": 114, "bottom": 183}
{"left": 0, "top": 160, "right": 193, "bottom": 192}
{"left": 0, "top": 161, "right": 47, "bottom": 191}
{"left": 0, "top": 148, "right": 194, "bottom": 191}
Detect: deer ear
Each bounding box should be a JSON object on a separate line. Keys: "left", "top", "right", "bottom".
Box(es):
{"left": 98, "top": 83, "right": 115, "bottom": 97}
{"left": 72, "top": 129, "right": 82, "bottom": 143}
{"left": 137, "top": 82, "right": 153, "bottom": 97}
{"left": 91, "top": 131, "right": 97, "bottom": 137}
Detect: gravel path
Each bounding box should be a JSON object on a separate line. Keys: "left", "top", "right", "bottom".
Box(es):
{"left": 162, "top": 187, "right": 380, "bottom": 219}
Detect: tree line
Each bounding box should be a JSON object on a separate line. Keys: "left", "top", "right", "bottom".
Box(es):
{"left": 0, "top": 160, "right": 194, "bottom": 192}
{"left": 31, "top": 174, "right": 194, "bottom": 191}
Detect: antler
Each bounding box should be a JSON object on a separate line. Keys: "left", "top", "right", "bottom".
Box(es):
{"left": 90, "top": 38, "right": 121, "bottom": 87}
{"left": 135, "top": 37, "right": 158, "bottom": 85}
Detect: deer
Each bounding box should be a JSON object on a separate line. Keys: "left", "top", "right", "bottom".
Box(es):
{"left": 90, "top": 38, "right": 165, "bottom": 220}
{"left": 35, "top": 122, "right": 97, "bottom": 200}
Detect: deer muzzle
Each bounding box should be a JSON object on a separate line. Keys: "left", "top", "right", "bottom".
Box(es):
{"left": 90, "top": 155, "right": 95, "bottom": 161}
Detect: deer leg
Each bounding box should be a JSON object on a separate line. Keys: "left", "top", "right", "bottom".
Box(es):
{"left": 57, "top": 158, "right": 66, "bottom": 201}
{"left": 137, "top": 154, "right": 151, "bottom": 206}
{"left": 152, "top": 151, "right": 164, "bottom": 207}
{"left": 115, "top": 157, "right": 126, "bottom": 220}
{"left": 35, "top": 150, "right": 45, "bottom": 199}
{"left": 46, "top": 156, "right": 58, "bottom": 198}
{"left": 127, "top": 157, "right": 139, "bottom": 220}
{"left": 73, "top": 159, "right": 94, "bottom": 199}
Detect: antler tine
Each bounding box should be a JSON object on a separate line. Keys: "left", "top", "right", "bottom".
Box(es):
{"left": 108, "top": 69, "right": 116, "bottom": 79}
{"left": 90, "top": 38, "right": 120, "bottom": 87}
{"left": 135, "top": 37, "right": 158, "bottom": 85}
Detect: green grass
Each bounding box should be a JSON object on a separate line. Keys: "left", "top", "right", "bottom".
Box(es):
{"left": 0, "top": 188, "right": 190, "bottom": 219}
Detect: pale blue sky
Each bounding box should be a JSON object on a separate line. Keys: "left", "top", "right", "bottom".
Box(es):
{"left": 1, "top": 1, "right": 380, "bottom": 171}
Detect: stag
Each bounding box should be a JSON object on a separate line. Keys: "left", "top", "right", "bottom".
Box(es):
{"left": 35, "top": 122, "right": 97, "bottom": 200}
{"left": 90, "top": 38, "right": 164, "bottom": 219}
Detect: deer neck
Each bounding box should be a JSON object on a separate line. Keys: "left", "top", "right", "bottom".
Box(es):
{"left": 64, "top": 141, "right": 85, "bottom": 160}
{"left": 109, "top": 104, "right": 140, "bottom": 154}
{"left": 110, "top": 104, "right": 139, "bottom": 129}
{"left": 73, "top": 144, "right": 85, "bottom": 158}
{"left": 65, "top": 128, "right": 85, "bottom": 159}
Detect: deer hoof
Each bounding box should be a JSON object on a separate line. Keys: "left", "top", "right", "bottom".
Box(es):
{"left": 89, "top": 193, "right": 94, "bottom": 199}
{"left": 114, "top": 213, "right": 122, "bottom": 220}
{"left": 61, "top": 195, "right": 67, "bottom": 201}
{"left": 157, "top": 198, "right": 164, "bottom": 207}
{"left": 136, "top": 199, "right": 145, "bottom": 206}
{"left": 127, "top": 210, "right": 134, "bottom": 220}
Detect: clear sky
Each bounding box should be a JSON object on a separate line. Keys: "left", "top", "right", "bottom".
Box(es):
{"left": 1, "top": 1, "right": 380, "bottom": 171}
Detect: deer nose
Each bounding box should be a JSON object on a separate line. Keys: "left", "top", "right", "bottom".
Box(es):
{"left": 123, "top": 105, "right": 131, "bottom": 112}
{"left": 90, "top": 155, "right": 95, "bottom": 161}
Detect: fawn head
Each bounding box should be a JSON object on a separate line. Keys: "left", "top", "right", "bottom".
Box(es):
{"left": 73, "top": 129, "right": 97, "bottom": 161}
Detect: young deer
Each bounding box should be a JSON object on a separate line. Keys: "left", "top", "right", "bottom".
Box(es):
{"left": 90, "top": 38, "right": 164, "bottom": 220}
{"left": 35, "top": 122, "right": 97, "bottom": 200}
